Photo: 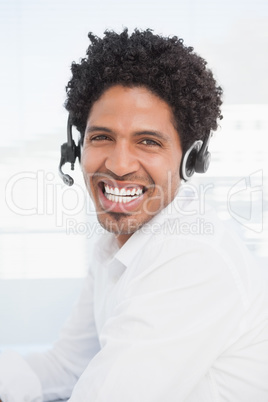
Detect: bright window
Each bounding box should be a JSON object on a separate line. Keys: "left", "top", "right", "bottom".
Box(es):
{"left": 1, "top": 0, "right": 267, "bottom": 280}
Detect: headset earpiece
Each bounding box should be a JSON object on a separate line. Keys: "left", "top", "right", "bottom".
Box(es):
{"left": 58, "top": 114, "right": 81, "bottom": 186}
{"left": 194, "top": 135, "right": 211, "bottom": 174}
{"left": 180, "top": 140, "right": 202, "bottom": 181}
{"left": 180, "top": 132, "right": 212, "bottom": 181}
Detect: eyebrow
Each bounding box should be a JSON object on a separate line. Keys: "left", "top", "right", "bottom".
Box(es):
{"left": 86, "top": 126, "right": 112, "bottom": 134}
{"left": 86, "top": 126, "right": 170, "bottom": 142}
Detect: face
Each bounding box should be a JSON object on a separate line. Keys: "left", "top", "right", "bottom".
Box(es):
{"left": 81, "top": 85, "right": 183, "bottom": 246}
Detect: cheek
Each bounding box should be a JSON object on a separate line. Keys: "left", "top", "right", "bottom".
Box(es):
{"left": 149, "top": 156, "right": 181, "bottom": 183}
{"left": 157, "top": 159, "right": 181, "bottom": 197}
{"left": 81, "top": 151, "right": 96, "bottom": 193}
{"left": 81, "top": 148, "right": 103, "bottom": 174}
{"left": 81, "top": 149, "right": 90, "bottom": 172}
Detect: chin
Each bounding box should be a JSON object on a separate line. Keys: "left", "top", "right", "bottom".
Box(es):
{"left": 97, "top": 213, "right": 145, "bottom": 236}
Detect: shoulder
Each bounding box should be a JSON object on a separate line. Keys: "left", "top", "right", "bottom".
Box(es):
{"left": 126, "top": 203, "right": 264, "bottom": 309}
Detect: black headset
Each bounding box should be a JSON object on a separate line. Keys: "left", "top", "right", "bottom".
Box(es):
{"left": 180, "top": 132, "right": 212, "bottom": 181}
{"left": 58, "top": 114, "right": 81, "bottom": 186}
{"left": 58, "top": 115, "right": 212, "bottom": 185}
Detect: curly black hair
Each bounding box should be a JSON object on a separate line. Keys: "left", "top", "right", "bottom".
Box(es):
{"left": 65, "top": 28, "right": 222, "bottom": 153}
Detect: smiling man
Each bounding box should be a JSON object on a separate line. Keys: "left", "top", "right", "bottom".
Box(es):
{"left": 82, "top": 84, "right": 183, "bottom": 246}
{"left": 0, "top": 29, "right": 268, "bottom": 402}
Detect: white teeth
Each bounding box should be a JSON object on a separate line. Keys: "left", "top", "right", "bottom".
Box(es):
{"left": 104, "top": 184, "right": 143, "bottom": 199}
{"left": 105, "top": 193, "right": 139, "bottom": 204}
{"left": 104, "top": 183, "right": 143, "bottom": 203}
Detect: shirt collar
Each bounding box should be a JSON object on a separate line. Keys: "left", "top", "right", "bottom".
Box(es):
{"left": 114, "top": 183, "right": 195, "bottom": 268}
{"left": 94, "top": 230, "right": 120, "bottom": 266}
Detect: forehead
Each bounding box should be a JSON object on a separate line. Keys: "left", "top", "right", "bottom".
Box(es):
{"left": 87, "top": 85, "right": 177, "bottom": 131}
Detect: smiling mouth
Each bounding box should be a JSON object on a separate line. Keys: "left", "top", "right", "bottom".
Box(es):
{"left": 101, "top": 182, "right": 146, "bottom": 204}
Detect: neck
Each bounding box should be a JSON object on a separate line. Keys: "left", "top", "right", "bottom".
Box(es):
{"left": 115, "top": 232, "right": 133, "bottom": 248}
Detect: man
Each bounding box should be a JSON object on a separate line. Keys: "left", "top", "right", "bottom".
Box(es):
{"left": 0, "top": 28, "right": 267, "bottom": 402}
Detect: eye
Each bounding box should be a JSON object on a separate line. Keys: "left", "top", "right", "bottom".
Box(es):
{"left": 89, "top": 134, "right": 112, "bottom": 142}
{"left": 140, "top": 138, "right": 161, "bottom": 147}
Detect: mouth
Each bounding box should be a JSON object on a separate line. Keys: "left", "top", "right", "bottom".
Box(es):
{"left": 97, "top": 180, "right": 147, "bottom": 213}
{"left": 103, "top": 182, "right": 145, "bottom": 203}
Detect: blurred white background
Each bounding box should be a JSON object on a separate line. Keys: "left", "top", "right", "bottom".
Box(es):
{"left": 0, "top": 0, "right": 267, "bottom": 349}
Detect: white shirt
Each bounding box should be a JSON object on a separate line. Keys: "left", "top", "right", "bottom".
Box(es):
{"left": 1, "top": 191, "right": 268, "bottom": 402}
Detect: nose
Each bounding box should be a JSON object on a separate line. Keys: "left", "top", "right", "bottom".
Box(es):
{"left": 105, "top": 141, "right": 140, "bottom": 177}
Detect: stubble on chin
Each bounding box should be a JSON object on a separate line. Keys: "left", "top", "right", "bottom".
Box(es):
{"left": 97, "top": 213, "right": 146, "bottom": 236}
